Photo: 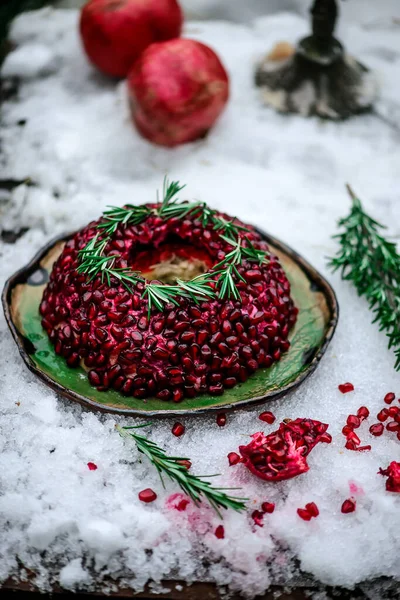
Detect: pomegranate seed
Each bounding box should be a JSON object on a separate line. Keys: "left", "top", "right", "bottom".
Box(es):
{"left": 347, "top": 415, "right": 361, "bottom": 428}
{"left": 305, "top": 502, "right": 319, "bottom": 517}
{"left": 216, "top": 413, "right": 227, "bottom": 427}
{"left": 261, "top": 502, "right": 275, "bottom": 514}
{"left": 177, "top": 460, "right": 191, "bottom": 470}
{"left": 369, "top": 423, "right": 384, "bottom": 436}
{"left": 175, "top": 498, "right": 190, "bottom": 511}
{"left": 138, "top": 488, "right": 157, "bottom": 503}
{"left": 172, "top": 422, "right": 185, "bottom": 437}
{"left": 341, "top": 498, "right": 356, "bottom": 513}
{"left": 338, "top": 383, "right": 354, "bottom": 394}
{"left": 346, "top": 431, "right": 361, "bottom": 445}
{"left": 252, "top": 510, "right": 264, "bottom": 527}
{"left": 342, "top": 425, "right": 353, "bottom": 436}
{"left": 388, "top": 406, "right": 400, "bottom": 418}
{"left": 227, "top": 452, "right": 241, "bottom": 466}
{"left": 386, "top": 421, "right": 400, "bottom": 432}
{"left": 215, "top": 525, "right": 225, "bottom": 539}
{"left": 357, "top": 406, "right": 369, "bottom": 421}
{"left": 384, "top": 392, "right": 395, "bottom": 404}
{"left": 87, "top": 462, "right": 97, "bottom": 471}
{"left": 377, "top": 409, "right": 389, "bottom": 422}
{"left": 259, "top": 411, "right": 276, "bottom": 424}
{"left": 356, "top": 445, "right": 371, "bottom": 452}
{"left": 345, "top": 439, "right": 358, "bottom": 451}
{"left": 297, "top": 508, "right": 312, "bottom": 521}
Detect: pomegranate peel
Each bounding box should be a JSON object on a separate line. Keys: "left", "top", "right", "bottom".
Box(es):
{"left": 379, "top": 462, "right": 400, "bottom": 493}
{"left": 238, "top": 419, "right": 331, "bottom": 482}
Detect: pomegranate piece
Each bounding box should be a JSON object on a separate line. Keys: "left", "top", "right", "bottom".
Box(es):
{"left": 172, "top": 422, "right": 185, "bottom": 437}
{"left": 341, "top": 498, "right": 356, "bottom": 513}
{"left": 80, "top": 0, "right": 183, "bottom": 78}
{"left": 227, "top": 452, "right": 241, "bottom": 466}
{"left": 379, "top": 462, "right": 400, "bottom": 493}
{"left": 216, "top": 413, "right": 227, "bottom": 427}
{"left": 139, "top": 488, "right": 157, "bottom": 503}
{"left": 338, "top": 382, "right": 354, "bottom": 394}
{"left": 238, "top": 419, "right": 331, "bottom": 482}
{"left": 215, "top": 525, "right": 225, "bottom": 539}
{"left": 261, "top": 502, "right": 275, "bottom": 514}
{"left": 384, "top": 392, "right": 396, "bottom": 404}
{"left": 175, "top": 498, "right": 190, "bottom": 511}
{"left": 377, "top": 409, "right": 389, "bottom": 422}
{"left": 369, "top": 423, "right": 384, "bottom": 436}
{"left": 259, "top": 411, "right": 276, "bottom": 424}
{"left": 87, "top": 462, "right": 98, "bottom": 471}
{"left": 386, "top": 421, "right": 400, "bottom": 432}
{"left": 127, "top": 39, "right": 229, "bottom": 147}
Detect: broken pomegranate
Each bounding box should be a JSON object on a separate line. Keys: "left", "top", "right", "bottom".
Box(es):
{"left": 237, "top": 419, "right": 331, "bottom": 482}
{"left": 379, "top": 462, "right": 400, "bottom": 493}
{"left": 40, "top": 204, "right": 297, "bottom": 401}
{"left": 127, "top": 39, "right": 229, "bottom": 146}
{"left": 80, "top": 0, "right": 183, "bottom": 78}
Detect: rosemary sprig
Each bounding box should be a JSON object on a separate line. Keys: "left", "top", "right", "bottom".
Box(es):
{"left": 98, "top": 204, "right": 153, "bottom": 236}
{"left": 116, "top": 424, "right": 247, "bottom": 517}
{"left": 329, "top": 185, "right": 400, "bottom": 370}
{"left": 142, "top": 273, "right": 217, "bottom": 317}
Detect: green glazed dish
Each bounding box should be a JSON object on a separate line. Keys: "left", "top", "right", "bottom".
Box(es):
{"left": 2, "top": 230, "right": 338, "bottom": 417}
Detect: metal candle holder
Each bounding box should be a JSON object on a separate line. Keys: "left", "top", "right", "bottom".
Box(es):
{"left": 255, "top": 0, "right": 378, "bottom": 119}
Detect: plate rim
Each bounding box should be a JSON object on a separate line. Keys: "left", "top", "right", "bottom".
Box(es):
{"left": 2, "top": 229, "right": 339, "bottom": 418}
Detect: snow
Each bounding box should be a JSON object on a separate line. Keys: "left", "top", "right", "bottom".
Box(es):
{"left": 1, "top": 6, "right": 400, "bottom": 598}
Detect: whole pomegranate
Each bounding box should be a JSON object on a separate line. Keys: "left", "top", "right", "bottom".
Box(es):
{"left": 80, "top": 0, "right": 183, "bottom": 78}
{"left": 127, "top": 39, "right": 230, "bottom": 146}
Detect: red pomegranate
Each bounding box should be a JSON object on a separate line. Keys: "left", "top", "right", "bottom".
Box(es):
{"left": 39, "top": 200, "right": 298, "bottom": 402}
{"left": 80, "top": 0, "right": 183, "bottom": 78}
{"left": 127, "top": 39, "right": 230, "bottom": 146}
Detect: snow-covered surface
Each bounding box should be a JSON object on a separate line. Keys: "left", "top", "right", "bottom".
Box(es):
{"left": 1, "top": 7, "right": 400, "bottom": 598}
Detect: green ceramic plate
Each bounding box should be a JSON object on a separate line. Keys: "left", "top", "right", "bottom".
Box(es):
{"left": 2, "top": 230, "right": 338, "bottom": 417}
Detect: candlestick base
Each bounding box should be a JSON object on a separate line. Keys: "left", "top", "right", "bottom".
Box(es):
{"left": 255, "top": 42, "right": 377, "bottom": 120}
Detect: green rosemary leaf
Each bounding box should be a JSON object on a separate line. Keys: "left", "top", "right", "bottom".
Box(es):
{"left": 116, "top": 424, "right": 248, "bottom": 517}
{"left": 329, "top": 185, "right": 400, "bottom": 371}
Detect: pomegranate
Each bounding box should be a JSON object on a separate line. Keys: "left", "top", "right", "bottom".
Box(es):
{"left": 237, "top": 419, "right": 331, "bottom": 482}
{"left": 80, "top": 0, "right": 183, "bottom": 78}
{"left": 379, "top": 462, "right": 400, "bottom": 493}
{"left": 40, "top": 203, "right": 297, "bottom": 402}
{"left": 127, "top": 39, "right": 229, "bottom": 147}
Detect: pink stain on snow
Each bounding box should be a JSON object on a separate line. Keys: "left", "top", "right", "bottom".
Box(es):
{"left": 166, "top": 493, "right": 190, "bottom": 512}
{"left": 349, "top": 481, "right": 364, "bottom": 496}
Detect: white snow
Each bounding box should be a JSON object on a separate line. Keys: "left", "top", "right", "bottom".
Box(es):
{"left": 1, "top": 6, "right": 400, "bottom": 597}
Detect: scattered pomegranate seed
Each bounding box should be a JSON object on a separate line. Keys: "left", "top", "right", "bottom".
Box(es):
{"left": 216, "top": 413, "right": 227, "bottom": 427}
{"left": 346, "top": 431, "right": 361, "bottom": 445}
{"left": 261, "top": 502, "right": 275, "bottom": 514}
{"left": 357, "top": 406, "right": 369, "bottom": 421}
{"left": 305, "top": 502, "right": 319, "bottom": 517}
{"left": 347, "top": 415, "right": 361, "bottom": 428}
{"left": 356, "top": 445, "right": 371, "bottom": 452}
{"left": 177, "top": 460, "right": 191, "bottom": 470}
{"left": 369, "top": 423, "right": 384, "bottom": 436}
{"left": 377, "top": 409, "right": 389, "bottom": 422}
{"left": 172, "top": 422, "right": 185, "bottom": 437}
{"left": 386, "top": 421, "right": 400, "bottom": 432}
{"left": 345, "top": 439, "right": 358, "bottom": 451}
{"left": 252, "top": 510, "right": 264, "bottom": 527}
{"left": 384, "top": 392, "right": 395, "bottom": 404}
{"left": 175, "top": 498, "right": 190, "bottom": 511}
{"left": 227, "top": 452, "right": 241, "bottom": 466}
{"left": 341, "top": 498, "right": 356, "bottom": 513}
{"left": 320, "top": 432, "right": 332, "bottom": 444}
{"left": 342, "top": 425, "right": 353, "bottom": 436}
{"left": 87, "top": 462, "right": 98, "bottom": 471}
{"left": 259, "top": 411, "right": 276, "bottom": 424}
{"left": 297, "top": 508, "right": 312, "bottom": 521}
{"left": 139, "top": 488, "right": 157, "bottom": 503}
{"left": 338, "top": 383, "right": 354, "bottom": 394}
{"left": 215, "top": 525, "right": 225, "bottom": 539}
{"left": 388, "top": 406, "right": 400, "bottom": 418}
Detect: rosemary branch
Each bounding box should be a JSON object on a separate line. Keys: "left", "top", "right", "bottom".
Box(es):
{"left": 329, "top": 185, "right": 400, "bottom": 370}
{"left": 116, "top": 424, "right": 248, "bottom": 517}
{"left": 77, "top": 178, "right": 269, "bottom": 311}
